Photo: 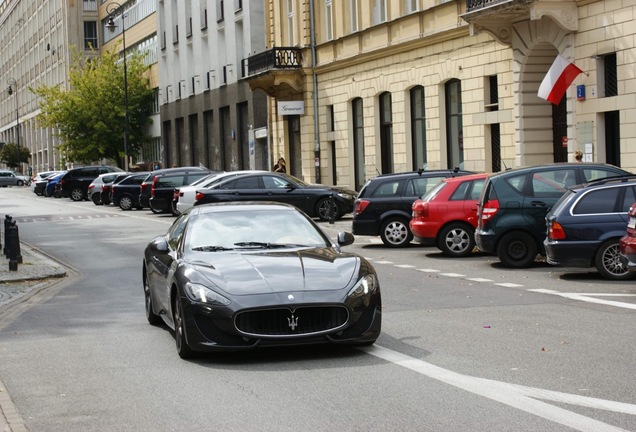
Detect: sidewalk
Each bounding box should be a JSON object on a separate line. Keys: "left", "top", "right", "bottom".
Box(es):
{"left": 0, "top": 242, "right": 66, "bottom": 432}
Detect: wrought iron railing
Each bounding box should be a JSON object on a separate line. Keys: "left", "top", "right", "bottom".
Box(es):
{"left": 246, "top": 47, "right": 303, "bottom": 76}
{"left": 466, "top": 0, "right": 515, "bottom": 13}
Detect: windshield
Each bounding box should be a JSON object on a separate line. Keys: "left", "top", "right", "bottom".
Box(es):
{"left": 185, "top": 209, "right": 330, "bottom": 252}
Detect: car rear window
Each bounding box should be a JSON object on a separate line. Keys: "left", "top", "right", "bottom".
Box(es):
{"left": 408, "top": 176, "right": 446, "bottom": 196}
{"left": 573, "top": 188, "right": 621, "bottom": 214}
{"left": 156, "top": 175, "right": 185, "bottom": 188}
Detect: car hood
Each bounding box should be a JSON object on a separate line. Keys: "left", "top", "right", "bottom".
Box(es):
{"left": 187, "top": 248, "right": 358, "bottom": 295}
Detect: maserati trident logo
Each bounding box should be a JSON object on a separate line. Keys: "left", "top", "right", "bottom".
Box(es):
{"left": 287, "top": 314, "right": 299, "bottom": 331}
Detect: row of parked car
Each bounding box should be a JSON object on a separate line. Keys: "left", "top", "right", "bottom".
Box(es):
{"left": 29, "top": 161, "right": 636, "bottom": 281}
{"left": 350, "top": 162, "right": 636, "bottom": 281}
{"left": 31, "top": 165, "right": 359, "bottom": 222}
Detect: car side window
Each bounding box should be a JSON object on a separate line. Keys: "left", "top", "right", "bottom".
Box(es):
{"left": 410, "top": 176, "right": 445, "bottom": 196}
{"left": 263, "top": 175, "right": 287, "bottom": 190}
{"left": 157, "top": 176, "right": 184, "bottom": 188}
{"left": 573, "top": 188, "right": 620, "bottom": 215}
{"left": 505, "top": 173, "right": 528, "bottom": 194}
{"left": 531, "top": 170, "right": 568, "bottom": 197}
{"left": 371, "top": 180, "right": 402, "bottom": 197}
{"left": 582, "top": 168, "right": 623, "bottom": 182}
{"left": 622, "top": 186, "right": 636, "bottom": 212}
{"left": 450, "top": 181, "right": 470, "bottom": 200}
{"left": 233, "top": 176, "right": 260, "bottom": 189}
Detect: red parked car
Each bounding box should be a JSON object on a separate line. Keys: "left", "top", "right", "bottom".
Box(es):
{"left": 410, "top": 173, "right": 489, "bottom": 257}
{"left": 619, "top": 202, "right": 636, "bottom": 271}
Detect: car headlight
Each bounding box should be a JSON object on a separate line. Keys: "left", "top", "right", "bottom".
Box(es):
{"left": 184, "top": 282, "right": 231, "bottom": 305}
{"left": 347, "top": 274, "right": 378, "bottom": 299}
{"left": 337, "top": 192, "right": 354, "bottom": 200}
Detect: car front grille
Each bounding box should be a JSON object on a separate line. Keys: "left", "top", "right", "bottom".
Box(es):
{"left": 235, "top": 306, "right": 349, "bottom": 337}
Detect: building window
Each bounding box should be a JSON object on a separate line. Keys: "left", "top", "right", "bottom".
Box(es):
{"left": 605, "top": 111, "right": 620, "bottom": 166}
{"left": 350, "top": 0, "right": 358, "bottom": 32}
{"left": 486, "top": 75, "right": 498, "bottom": 111}
{"left": 352, "top": 98, "right": 365, "bottom": 190}
{"left": 445, "top": 79, "right": 463, "bottom": 170}
{"left": 490, "top": 123, "right": 501, "bottom": 172}
{"left": 410, "top": 86, "right": 426, "bottom": 171}
{"left": 287, "top": 0, "right": 295, "bottom": 46}
{"left": 217, "top": 0, "right": 225, "bottom": 22}
{"left": 603, "top": 53, "right": 617, "bottom": 97}
{"left": 379, "top": 92, "right": 393, "bottom": 173}
{"left": 325, "top": 0, "right": 333, "bottom": 41}
{"left": 372, "top": 0, "right": 387, "bottom": 25}
{"left": 405, "top": 0, "right": 418, "bottom": 14}
{"left": 84, "top": 21, "right": 98, "bottom": 49}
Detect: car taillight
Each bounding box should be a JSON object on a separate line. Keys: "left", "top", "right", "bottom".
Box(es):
{"left": 141, "top": 183, "right": 149, "bottom": 192}
{"left": 88, "top": 184, "right": 95, "bottom": 190}
{"left": 151, "top": 177, "right": 158, "bottom": 197}
{"left": 548, "top": 220, "right": 566, "bottom": 240}
{"left": 173, "top": 189, "right": 180, "bottom": 200}
{"left": 195, "top": 192, "right": 204, "bottom": 202}
{"left": 353, "top": 199, "right": 370, "bottom": 215}
{"left": 480, "top": 199, "right": 499, "bottom": 221}
{"left": 411, "top": 200, "right": 428, "bottom": 219}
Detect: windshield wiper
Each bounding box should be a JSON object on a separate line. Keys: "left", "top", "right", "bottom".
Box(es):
{"left": 234, "top": 242, "right": 289, "bottom": 249}
{"left": 191, "top": 245, "right": 234, "bottom": 252}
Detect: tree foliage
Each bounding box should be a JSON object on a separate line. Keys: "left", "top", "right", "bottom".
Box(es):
{"left": 0, "top": 142, "right": 31, "bottom": 169}
{"left": 32, "top": 47, "right": 155, "bottom": 167}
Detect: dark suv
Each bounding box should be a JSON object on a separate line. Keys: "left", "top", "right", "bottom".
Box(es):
{"left": 149, "top": 170, "right": 214, "bottom": 215}
{"left": 111, "top": 172, "right": 150, "bottom": 210}
{"left": 475, "top": 163, "right": 630, "bottom": 268}
{"left": 139, "top": 166, "right": 209, "bottom": 212}
{"left": 352, "top": 169, "right": 474, "bottom": 247}
{"left": 57, "top": 165, "right": 122, "bottom": 201}
{"left": 544, "top": 175, "right": 636, "bottom": 280}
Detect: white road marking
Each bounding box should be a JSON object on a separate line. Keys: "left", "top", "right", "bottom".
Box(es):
{"left": 529, "top": 289, "right": 636, "bottom": 310}
{"left": 439, "top": 273, "right": 465, "bottom": 278}
{"left": 495, "top": 282, "right": 525, "bottom": 288}
{"left": 465, "top": 278, "right": 494, "bottom": 282}
{"left": 361, "top": 345, "right": 636, "bottom": 431}
{"left": 374, "top": 260, "right": 394, "bottom": 265}
{"left": 395, "top": 264, "right": 416, "bottom": 269}
{"left": 417, "top": 268, "right": 440, "bottom": 273}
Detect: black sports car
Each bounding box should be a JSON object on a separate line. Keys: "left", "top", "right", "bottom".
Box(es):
{"left": 192, "top": 172, "right": 357, "bottom": 221}
{"left": 143, "top": 201, "right": 382, "bottom": 358}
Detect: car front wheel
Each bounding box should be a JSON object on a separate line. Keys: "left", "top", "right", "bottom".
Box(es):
{"left": 595, "top": 239, "right": 636, "bottom": 280}
{"left": 380, "top": 218, "right": 413, "bottom": 248}
{"left": 438, "top": 223, "right": 475, "bottom": 257}
{"left": 70, "top": 187, "right": 84, "bottom": 201}
{"left": 496, "top": 231, "right": 537, "bottom": 268}
{"left": 316, "top": 197, "right": 341, "bottom": 221}
{"left": 144, "top": 274, "right": 162, "bottom": 325}
{"left": 173, "top": 294, "right": 195, "bottom": 359}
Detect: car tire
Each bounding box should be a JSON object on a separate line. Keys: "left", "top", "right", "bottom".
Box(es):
{"left": 594, "top": 239, "right": 636, "bottom": 281}
{"left": 316, "top": 197, "right": 341, "bottom": 221}
{"left": 170, "top": 201, "right": 180, "bottom": 217}
{"left": 17, "top": 180, "right": 24, "bottom": 186}
{"left": 438, "top": 223, "right": 475, "bottom": 257}
{"left": 144, "top": 273, "right": 162, "bottom": 326}
{"left": 70, "top": 187, "right": 84, "bottom": 201}
{"left": 380, "top": 218, "right": 413, "bottom": 248}
{"left": 119, "top": 195, "right": 134, "bottom": 211}
{"left": 496, "top": 231, "right": 537, "bottom": 268}
{"left": 173, "top": 294, "right": 195, "bottom": 359}
{"left": 92, "top": 194, "right": 102, "bottom": 205}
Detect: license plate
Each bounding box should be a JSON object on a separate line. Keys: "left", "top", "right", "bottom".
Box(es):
{"left": 628, "top": 217, "right": 636, "bottom": 229}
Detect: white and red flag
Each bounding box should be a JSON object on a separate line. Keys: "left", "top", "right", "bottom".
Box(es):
{"left": 537, "top": 55, "right": 584, "bottom": 105}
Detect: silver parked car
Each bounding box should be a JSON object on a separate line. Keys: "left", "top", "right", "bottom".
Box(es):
{"left": 0, "top": 170, "right": 30, "bottom": 187}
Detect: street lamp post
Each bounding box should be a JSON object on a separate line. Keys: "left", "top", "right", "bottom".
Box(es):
{"left": 106, "top": 2, "right": 129, "bottom": 171}
{"left": 6, "top": 78, "right": 20, "bottom": 174}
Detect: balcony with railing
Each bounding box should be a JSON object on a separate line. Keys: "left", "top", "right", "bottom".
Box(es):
{"left": 244, "top": 47, "right": 304, "bottom": 96}
{"left": 461, "top": 0, "right": 577, "bottom": 45}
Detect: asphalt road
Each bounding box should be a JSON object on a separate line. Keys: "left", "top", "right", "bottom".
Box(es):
{"left": 0, "top": 187, "right": 635, "bottom": 431}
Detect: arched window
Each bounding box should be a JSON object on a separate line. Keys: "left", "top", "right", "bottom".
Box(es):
{"left": 410, "top": 86, "right": 426, "bottom": 170}
{"left": 445, "top": 79, "right": 463, "bottom": 169}
{"left": 352, "top": 98, "right": 365, "bottom": 190}
{"left": 379, "top": 92, "right": 393, "bottom": 173}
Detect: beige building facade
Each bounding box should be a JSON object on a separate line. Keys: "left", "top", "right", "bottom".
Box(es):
{"left": 247, "top": 0, "right": 635, "bottom": 191}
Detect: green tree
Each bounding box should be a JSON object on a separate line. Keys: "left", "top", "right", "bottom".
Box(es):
{"left": 32, "top": 47, "right": 155, "bottom": 168}
{"left": 0, "top": 142, "right": 31, "bottom": 170}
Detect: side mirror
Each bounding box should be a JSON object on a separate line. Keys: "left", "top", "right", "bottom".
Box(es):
{"left": 285, "top": 183, "right": 296, "bottom": 190}
{"left": 337, "top": 231, "right": 355, "bottom": 246}
{"left": 150, "top": 236, "right": 169, "bottom": 253}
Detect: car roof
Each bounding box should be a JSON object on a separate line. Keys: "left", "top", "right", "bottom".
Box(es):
{"left": 489, "top": 162, "right": 630, "bottom": 178}
{"left": 369, "top": 169, "right": 473, "bottom": 181}
{"left": 442, "top": 172, "right": 490, "bottom": 182}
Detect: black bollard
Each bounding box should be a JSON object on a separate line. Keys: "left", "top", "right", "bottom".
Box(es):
{"left": 4, "top": 215, "right": 13, "bottom": 257}
{"left": 7, "top": 221, "right": 19, "bottom": 271}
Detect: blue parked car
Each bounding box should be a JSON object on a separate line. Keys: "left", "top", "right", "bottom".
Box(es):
{"left": 44, "top": 171, "right": 66, "bottom": 197}
{"left": 544, "top": 175, "right": 636, "bottom": 280}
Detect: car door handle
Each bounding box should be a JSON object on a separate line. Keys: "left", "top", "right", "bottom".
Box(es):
{"left": 530, "top": 201, "right": 547, "bottom": 207}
